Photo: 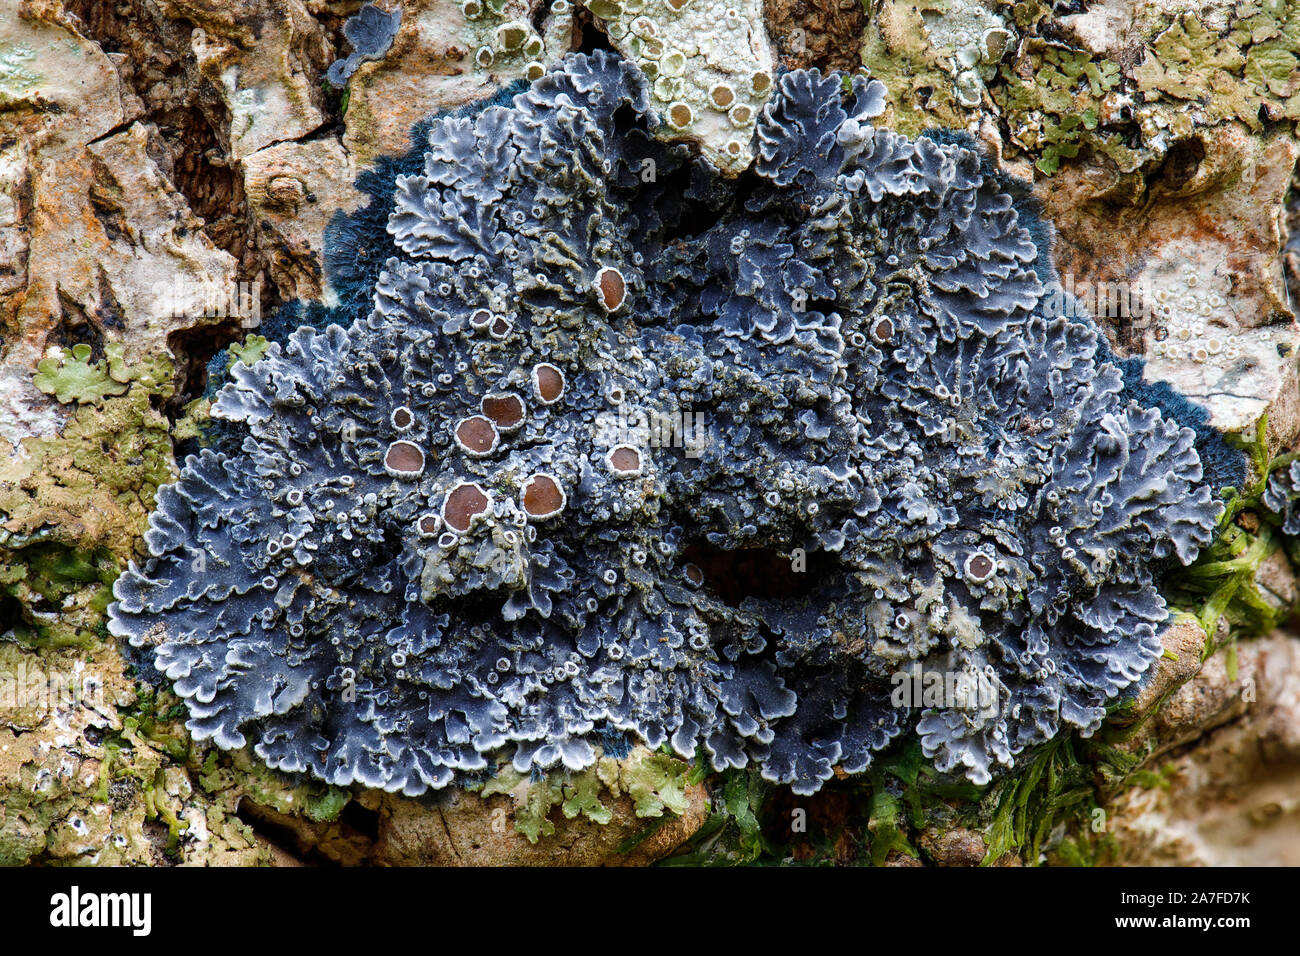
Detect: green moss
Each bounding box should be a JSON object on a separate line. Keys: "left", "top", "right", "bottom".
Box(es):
{"left": 658, "top": 769, "right": 771, "bottom": 866}
{"left": 1165, "top": 416, "right": 1298, "bottom": 645}
{"left": 867, "top": 770, "right": 918, "bottom": 865}
{"left": 303, "top": 786, "right": 351, "bottom": 823}
{"left": 978, "top": 735, "right": 1095, "bottom": 865}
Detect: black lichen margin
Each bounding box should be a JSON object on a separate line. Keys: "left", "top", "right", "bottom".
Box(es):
{"left": 109, "top": 52, "right": 1223, "bottom": 796}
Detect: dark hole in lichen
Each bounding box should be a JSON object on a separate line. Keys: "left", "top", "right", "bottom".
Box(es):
{"left": 338, "top": 799, "right": 381, "bottom": 842}
{"left": 653, "top": 164, "right": 728, "bottom": 247}
{"left": 234, "top": 800, "right": 353, "bottom": 866}
{"left": 762, "top": 784, "right": 866, "bottom": 864}
{"left": 88, "top": 187, "right": 132, "bottom": 247}
{"left": 1050, "top": 0, "right": 1090, "bottom": 16}
{"left": 168, "top": 321, "right": 255, "bottom": 413}
{"left": 596, "top": 727, "right": 632, "bottom": 759}
{"left": 65, "top": 0, "right": 263, "bottom": 269}
{"left": 529, "top": 0, "right": 550, "bottom": 39}
{"left": 611, "top": 103, "right": 639, "bottom": 141}
{"left": 50, "top": 292, "right": 108, "bottom": 361}
{"left": 141, "top": 818, "right": 180, "bottom": 864}
{"left": 802, "top": 296, "right": 837, "bottom": 319}
{"left": 1154, "top": 137, "right": 1205, "bottom": 192}
{"left": 575, "top": 18, "right": 617, "bottom": 56}
{"left": 0, "top": 593, "right": 24, "bottom": 641}
{"left": 681, "top": 544, "right": 829, "bottom": 606}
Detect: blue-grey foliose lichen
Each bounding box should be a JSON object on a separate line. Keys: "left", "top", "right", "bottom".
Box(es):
{"left": 326, "top": 2, "right": 402, "bottom": 87}
{"left": 109, "top": 51, "right": 1223, "bottom": 795}
{"left": 1264, "top": 460, "right": 1300, "bottom": 534}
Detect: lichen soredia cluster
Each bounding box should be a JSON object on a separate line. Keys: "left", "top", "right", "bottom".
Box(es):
{"left": 109, "top": 52, "right": 1223, "bottom": 795}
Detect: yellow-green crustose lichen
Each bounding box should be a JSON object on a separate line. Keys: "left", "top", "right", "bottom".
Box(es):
{"left": 0, "top": 39, "right": 40, "bottom": 103}
{"left": 1132, "top": 4, "right": 1300, "bottom": 129}
{"left": 460, "top": 0, "right": 552, "bottom": 80}
{"left": 0, "top": 341, "right": 175, "bottom": 649}
{"left": 919, "top": 0, "right": 1014, "bottom": 110}
{"left": 863, "top": 0, "right": 1300, "bottom": 176}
